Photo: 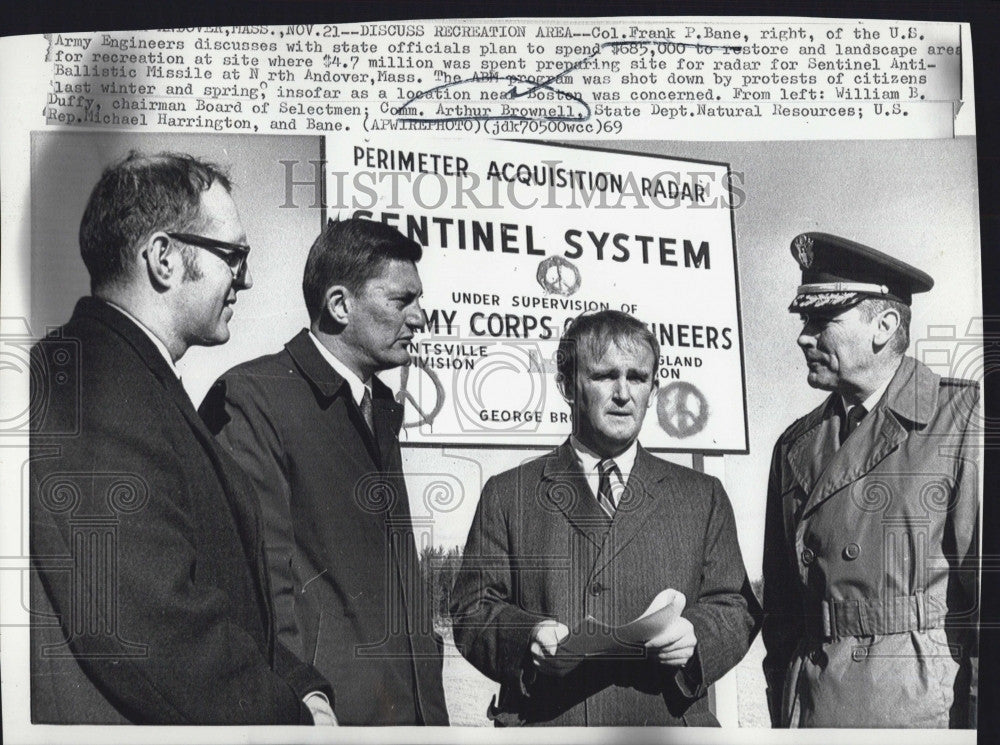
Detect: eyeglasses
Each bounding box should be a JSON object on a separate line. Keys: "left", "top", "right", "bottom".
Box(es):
{"left": 167, "top": 232, "right": 251, "bottom": 285}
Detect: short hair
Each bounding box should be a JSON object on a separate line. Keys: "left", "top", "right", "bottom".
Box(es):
{"left": 857, "top": 297, "right": 911, "bottom": 354}
{"left": 556, "top": 310, "right": 660, "bottom": 394}
{"left": 79, "top": 151, "right": 231, "bottom": 291}
{"left": 302, "top": 218, "right": 423, "bottom": 322}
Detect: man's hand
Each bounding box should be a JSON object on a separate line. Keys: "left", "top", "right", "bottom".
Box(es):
{"left": 644, "top": 592, "right": 697, "bottom": 667}
{"left": 529, "top": 618, "right": 570, "bottom": 675}
{"left": 304, "top": 691, "right": 338, "bottom": 726}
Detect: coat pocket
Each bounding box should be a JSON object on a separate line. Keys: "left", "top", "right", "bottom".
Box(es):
{"left": 833, "top": 631, "right": 954, "bottom": 727}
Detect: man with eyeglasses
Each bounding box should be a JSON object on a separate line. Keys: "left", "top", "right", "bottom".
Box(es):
{"left": 30, "top": 151, "right": 335, "bottom": 724}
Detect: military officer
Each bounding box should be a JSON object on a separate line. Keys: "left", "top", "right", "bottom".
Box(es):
{"left": 761, "top": 233, "right": 979, "bottom": 728}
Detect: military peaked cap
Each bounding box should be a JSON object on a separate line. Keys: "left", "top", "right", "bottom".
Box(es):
{"left": 787, "top": 232, "right": 934, "bottom": 313}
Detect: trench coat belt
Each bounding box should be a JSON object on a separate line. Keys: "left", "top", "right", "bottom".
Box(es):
{"left": 818, "top": 591, "right": 938, "bottom": 639}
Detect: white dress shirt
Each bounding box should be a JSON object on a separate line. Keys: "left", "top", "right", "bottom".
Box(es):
{"left": 569, "top": 435, "right": 638, "bottom": 507}
{"left": 839, "top": 366, "right": 895, "bottom": 422}
{"left": 103, "top": 300, "right": 181, "bottom": 379}
{"left": 308, "top": 331, "right": 371, "bottom": 406}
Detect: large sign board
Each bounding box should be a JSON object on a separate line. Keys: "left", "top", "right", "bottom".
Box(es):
{"left": 326, "top": 137, "right": 747, "bottom": 452}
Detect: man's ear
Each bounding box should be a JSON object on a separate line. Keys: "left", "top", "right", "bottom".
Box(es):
{"left": 557, "top": 373, "right": 573, "bottom": 405}
{"left": 647, "top": 378, "right": 659, "bottom": 408}
{"left": 144, "top": 233, "right": 181, "bottom": 289}
{"left": 872, "top": 306, "right": 901, "bottom": 349}
{"left": 324, "top": 285, "right": 351, "bottom": 326}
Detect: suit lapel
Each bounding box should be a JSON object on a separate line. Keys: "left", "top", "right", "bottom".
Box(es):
{"left": 372, "top": 379, "right": 404, "bottom": 468}
{"left": 348, "top": 401, "right": 382, "bottom": 467}
{"left": 590, "top": 445, "right": 667, "bottom": 578}
{"left": 801, "top": 407, "right": 906, "bottom": 515}
{"left": 285, "top": 329, "right": 382, "bottom": 468}
{"left": 175, "top": 386, "right": 274, "bottom": 613}
{"left": 78, "top": 298, "right": 275, "bottom": 644}
{"left": 284, "top": 330, "right": 419, "bottom": 623}
{"left": 785, "top": 398, "right": 841, "bottom": 499}
{"left": 796, "top": 357, "right": 936, "bottom": 516}
{"left": 158, "top": 356, "right": 277, "bottom": 646}
{"left": 540, "top": 442, "right": 610, "bottom": 551}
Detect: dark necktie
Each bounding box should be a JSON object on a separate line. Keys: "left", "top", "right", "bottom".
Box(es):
{"left": 840, "top": 404, "right": 867, "bottom": 445}
{"left": 597, "top": 458, "right": 619, "bottom": 517}
{"left": 360, "top": 387, "right": 375, "bottom": 436}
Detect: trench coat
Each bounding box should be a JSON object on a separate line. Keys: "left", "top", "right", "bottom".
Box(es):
{"left": 200, "top": 329, "right": 448, "bottom": 725}
{"left": 451, "top": 441, "right": 760, "bottom": 725}
{"left": 761, "top": 356, "right": 979, "bottom": 728}
{"left": 30, "top": 298, "right": 330, "bottom": 724}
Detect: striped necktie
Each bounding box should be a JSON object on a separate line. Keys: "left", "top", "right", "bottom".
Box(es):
{"left": 597, "top": 458, "right": 619, "bottom": 517}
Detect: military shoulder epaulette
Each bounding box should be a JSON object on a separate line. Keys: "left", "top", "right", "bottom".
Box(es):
{"left": 781, "top": 399, "right": 829, "bottom": 441}
{"left": 940, "top": 377, "right": 979, "bottom": 388}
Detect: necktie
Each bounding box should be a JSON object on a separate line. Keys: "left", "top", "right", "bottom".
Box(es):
{"left": 360, "top": 387, "right": 375, "bottom": 436}
{"left": 597, "top": 458, "right": 619, "bottom": 517}
{"left": 840, "top": 404, "right": 867, "bottom": 445}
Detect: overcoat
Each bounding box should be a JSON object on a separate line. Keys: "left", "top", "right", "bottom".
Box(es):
{"left": 761, "top": 356, "right": 979, "bottom": 728}
{"left": 200, "top": 329, "right": 448, "bottom": 725}
{"left": 450, "top": 440, "right": 760, "bottom": 726}
{"left": 30, "top": 298, "right": 329, "bottom": 724}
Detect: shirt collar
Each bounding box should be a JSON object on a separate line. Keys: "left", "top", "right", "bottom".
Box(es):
{"left": 839, "top": 366, "right": 895, "bottom": 416}
{"left": 862, "top": 376, "right": 893, "bottom": 411}
{"left": 569, "top": 435, "right": 639, "bottom": 480}
{"left": 308, "top": 331, "right": 370, "bottom": 406}
{"left": 102, "top": 300, "right": 180, "bottom": 379}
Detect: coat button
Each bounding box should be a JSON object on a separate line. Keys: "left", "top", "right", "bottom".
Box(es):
{"left": 590, "top": 582, "right": 604, "bottom": 596}
{"left": 801, "top": 548, "right": 815, "bottom": 565}
{"left": 843, "top": 543, "right": 861, "bottom": 560}
{"left": 851, "top": 646, "right": 868, "bottom": 661}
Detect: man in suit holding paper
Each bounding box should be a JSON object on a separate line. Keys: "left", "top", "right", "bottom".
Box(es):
{"left": 450, "top": 310, "right": 760, "bottom": 726}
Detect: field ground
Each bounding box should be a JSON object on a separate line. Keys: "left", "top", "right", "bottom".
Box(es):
{"left": 440, "top": 625, "right": 497, "bottom": 726}
{"left": 439, "top": 626, "right": 770, "bottom": 727}
{"left": 736, "top": 636, "right": 769, "bottom": 727}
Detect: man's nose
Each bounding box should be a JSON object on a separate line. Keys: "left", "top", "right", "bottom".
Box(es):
{"left": 407, "top": 300, "right": 425, "bottom": 330}
{"left": 236, "top": 263, "right": 254, "bottom": 291}
{"left": 612, "top": 377, "right": 630, "bottom": 401}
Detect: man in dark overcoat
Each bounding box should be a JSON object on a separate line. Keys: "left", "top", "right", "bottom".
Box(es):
{"left": 30, "top": 151, "right": 334, "bottom": 724}
{"left": 762, "top": 233, "right": 980, "bottom": 728}
{"left": 201, "top": 218, "right": 448, "bottom": 725}
{"left": 450, "top": 310, "right": 760, "bottom": 725}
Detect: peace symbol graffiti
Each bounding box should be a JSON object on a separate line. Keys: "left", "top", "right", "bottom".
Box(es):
{"left": 536, "top": 256, "right": 582, "bottom": 296}
{"left": 396, "top": 358, "right": 446, "bottom": 429}
{"left": 656, "top": 381, "right": 709, "bottom": 438}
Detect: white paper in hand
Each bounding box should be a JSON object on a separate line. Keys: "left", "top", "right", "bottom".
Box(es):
{"left": 615, "top": 588, "right": 686, "bottom": 644}
{"left": 552, "top": 588, "right": 685, "bottom": 673}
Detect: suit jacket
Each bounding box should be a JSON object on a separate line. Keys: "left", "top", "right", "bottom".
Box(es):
{"left": 199, "top": 329, "right": 448, "bottom": 725}
{"left": 762, "top": 356, "right": 979, "bottom": 728}
{"left": 30, "top": 297, "right": 330, "bottom": 724}
{"left": 449, "top": 440, "right": 760, "bottom": 726}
